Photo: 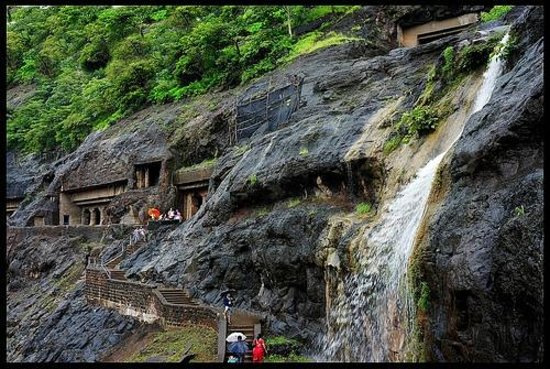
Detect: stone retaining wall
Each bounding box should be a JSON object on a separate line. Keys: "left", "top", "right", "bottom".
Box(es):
{"left": 85, "top": 268, "right": 218, "bottom": 330}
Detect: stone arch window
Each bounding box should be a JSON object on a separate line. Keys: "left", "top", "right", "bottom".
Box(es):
{"left": 82, "top": 209, "right": 91, "bottom": 225}
{"left": 91, "top": 208, "right": 101, "bottom": 226}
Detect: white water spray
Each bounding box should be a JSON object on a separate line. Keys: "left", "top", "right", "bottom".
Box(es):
{"left": 317, "top": 33, "right": 510, "bottom": 361}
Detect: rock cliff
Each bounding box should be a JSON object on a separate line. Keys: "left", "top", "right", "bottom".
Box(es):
{"left": 414, "top": 6, "right": 543, "bottom": 362}
{"left": 5, "top": 5, "right": 543, "bottom": 363}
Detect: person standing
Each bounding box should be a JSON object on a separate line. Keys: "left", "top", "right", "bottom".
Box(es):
{"left": 174, "top": 209, "right": 183, "bottom": 222}
{"left": 252, "top": 333, "right": 267, "bottom": 363}
{"left": 138, "top": 226, "right": 147, "bottom": 241}
{"left": 229, "top": 335, "right": 248, "bottom": 363}
{"left": 223, "top": 293, "right": 234, "bottom": 325}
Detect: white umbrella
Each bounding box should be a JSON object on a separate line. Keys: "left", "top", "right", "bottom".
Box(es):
{"left": 226, "top": 332, "right": 247, "bottom": 343}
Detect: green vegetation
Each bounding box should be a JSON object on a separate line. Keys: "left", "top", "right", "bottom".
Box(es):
{"left": 234, "top": 144, "right": 251, "bottom": 155}
{"left": 264, "top": 336, "right": 311, "bottom": 362}
{"left": 417, "top": 281, "right": 430, "bottom": 312}
{"left": 457, "top": 35, "right": 501, "bottom": 73}
{"left": 491, "top": 32, "right": 518, "bottom": 62}
{"left": 55, "top": 262, "right": 85, "bottom": 291}
{"left": 383, "top": 134, "right": 403, "bottom": 155}
{"left": 255, "top": 206, "right": 271, "bottom": 217}
{"left": 266, "top": 352, "right": 312, "bottom": 362}
{"left": 406, "top": 246, "right": 430, "bottom": 362}
{"left": 514, "top": 205, "right": 525, "bottom": 217}
{"left": 282, "top": 31, "right": 361, "bottom": 63}
{"left": 480, "top": 5, "right": 514, "bottom": 23}
{"left": 127, "top": 326, "right": 217, "bottom": 362}
{"left": 7, "top": 5, "right": 359, "bottom": 154}
{"left": 287, "top": 197, "right": 301, "bottom": 208}
{"left": 384, "top": 34, "right": 504, "bottom": 155}
{"left": 299, "top": 147, "right": 309, "bottom": 157}
{"left": 397, "top": 105, "right": 440, "bottom": 137}
{"left": 355, "top": 202, "right": 372, "bottom": 215}
{"left": 441, "top": 46, "right": 454, "bottom": 80}
{"left": 248, "top": 173, "right": 258, "bottom": 186}
{"left": 179, "top": 157, "right": 218, "bottom": 172}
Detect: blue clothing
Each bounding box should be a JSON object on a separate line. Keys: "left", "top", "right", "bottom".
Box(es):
{"left": 223, "top": 296, "right": 233, "bottom": 307}
{"left": 228, "top": 340, "right": 248, "bottom": 363}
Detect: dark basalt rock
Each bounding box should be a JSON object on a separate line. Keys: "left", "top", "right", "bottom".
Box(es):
{"left": 6, "top": 5, "right": 543, "bottom": 363}
{"left": 418, "top": 6, "right": 543, "bottom": 362}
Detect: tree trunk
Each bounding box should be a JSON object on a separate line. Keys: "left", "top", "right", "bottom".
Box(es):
{"left": 284, "top": 6, "right": 293, "bottom": 39}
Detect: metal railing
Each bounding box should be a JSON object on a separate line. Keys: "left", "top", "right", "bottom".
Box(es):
{"left": 88, "top": 256, "right": 111, "bottom": 279}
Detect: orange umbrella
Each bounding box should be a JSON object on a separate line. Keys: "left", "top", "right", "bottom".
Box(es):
{"left": 148, "top": 208, "right": 161, "bottom": 219}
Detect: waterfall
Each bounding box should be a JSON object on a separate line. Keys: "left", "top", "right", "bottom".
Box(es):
{"left": 316, "top": 33, "right": 510, "bottom": 362}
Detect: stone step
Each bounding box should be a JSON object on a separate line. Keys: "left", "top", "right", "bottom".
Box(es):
{"left": 227, "top": 328, "right": 255, "bottom": 335}
{"left": 109, "top": 270, "right": 126, "bottom": 281}
{"left": 158, "top": 289, "right": 198, "bottom": 305}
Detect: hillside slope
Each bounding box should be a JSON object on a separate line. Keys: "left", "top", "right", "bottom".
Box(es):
{"left": 5, "top": 5, "right": 543, "bottom": 363}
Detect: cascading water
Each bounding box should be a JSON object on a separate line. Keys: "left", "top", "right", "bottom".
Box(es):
{"left": 317, "top": 32, "right": 510, "bottom": 361}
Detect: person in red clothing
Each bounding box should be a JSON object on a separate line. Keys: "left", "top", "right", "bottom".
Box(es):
{"left": 252, "top": 333, "right": 267, "bottom": 363}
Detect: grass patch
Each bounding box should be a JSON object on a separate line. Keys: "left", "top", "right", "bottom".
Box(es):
{"left": 248, "top": 174, "right": 258, "bottom": 186}
{"left": 42, "top": 262, "right": 85, "bottom": 313}
{"left": 355, "top": 202, "right": 372, "bottom": 216}
{"left": 255, "top": 206, "right": 271, "bottom": 217}
{"left": 514, "top": 205, "right": 525, "bottom": 217}
{"left": 178, "top": 157, "right": 218, "bottom": 172}
{"left": 299, "top": 147, "right": 309, "bottom": 157}
{"left": 383, "top": 134, "right": 403, "bottom": 155}
{"left": 480, "top": 5, "right": 513, "bottom": 22}
{"left": 127, "top": 326, "right": 217, "bottom": 362}
{"left": 264, "top": 336, "right": 310, "bottom": 362}
{"left": 417, "top": 281, "right": 430, "bottom": 312}
{"left": 287, "top": 197, "right": 301, "bottom": 208}
{"left": 305, "top": 5, "right": 358, "bottom": 22}
{"left": 265, "top": 352, "right": 313, "bottom": 363}
{"left": 55, "top": 262, "right": 85, "bottom": 292}
{"left": 282, "top": 31, "right": 362, "bottom": 63}
{"left": 234, "top": 144, "right": 250, "bottom": 155}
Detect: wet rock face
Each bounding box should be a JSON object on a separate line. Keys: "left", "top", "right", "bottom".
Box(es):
{"left": 6, "top": 227, "right": 139, "bottom": 362}
{"left": 132, "top": 24, "right": 459, "bottom": 343}
{"left": 421, "top": 7, "right": 543, "bottom": 362}
{"left": 6, "top": 6, "right": 543, "bottom": 362}
{"left": 14, "top": 286, "right": 138, "bottom": 362}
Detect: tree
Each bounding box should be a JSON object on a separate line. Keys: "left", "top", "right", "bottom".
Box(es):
{"left": 283, "top": 6, "right": 293, "bottom": 38}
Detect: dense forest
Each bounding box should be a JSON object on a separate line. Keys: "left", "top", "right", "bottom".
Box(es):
{"left": 7, "top": 5, "right": 362, "bottom": 154}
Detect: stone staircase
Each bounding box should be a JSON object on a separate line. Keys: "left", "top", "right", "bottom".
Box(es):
{"left": 225, "top": 324, "right": 255, "bottom": 363}
{"left": 126, "top": 239, "right": 145, "bottom": 255}
{"left": 109, "top": 269, "right": 127, "bottom": 281}
{"left": 87, "top": 230, "right": 266, "bottom": 363}
{"left": 158, "top": 288, "right": 198, "bottom": 306}
{"left": 105, "top": 239, "right": 146, "bottom": 269}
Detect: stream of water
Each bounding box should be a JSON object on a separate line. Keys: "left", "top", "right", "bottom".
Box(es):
{"left": 317, "top": 33, "right": 510, "bottom": 362}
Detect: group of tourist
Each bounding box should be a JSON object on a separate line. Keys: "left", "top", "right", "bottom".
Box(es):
{"left": 148, "top": 207, "right": 183, "bottom": 222}
{"left": 131, "top": 226, "right": 147, "bottom": 244}
{"left": 227, "top": 333, "right": 268, "bottom": 363}
{"left": 224, "top": 293, "right": 268, "bottom": 363}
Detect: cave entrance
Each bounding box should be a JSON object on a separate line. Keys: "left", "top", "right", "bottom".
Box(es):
{"left": 91, "top": 208, "right": 101, "bottom": 225}
{"left": 397, "top": 13, "right": 479, "bottom": 47}
{"left": 173, "top": 163, "right": 214, "bottom": 222}
{"left": 82, "top": 209, "right": 91, "bottom": 225}
{"left": 178, "top": 187, "right": 208, "bottom": 221}
{"left": 134, "top": 161, "right": 162, "bottom": 189}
